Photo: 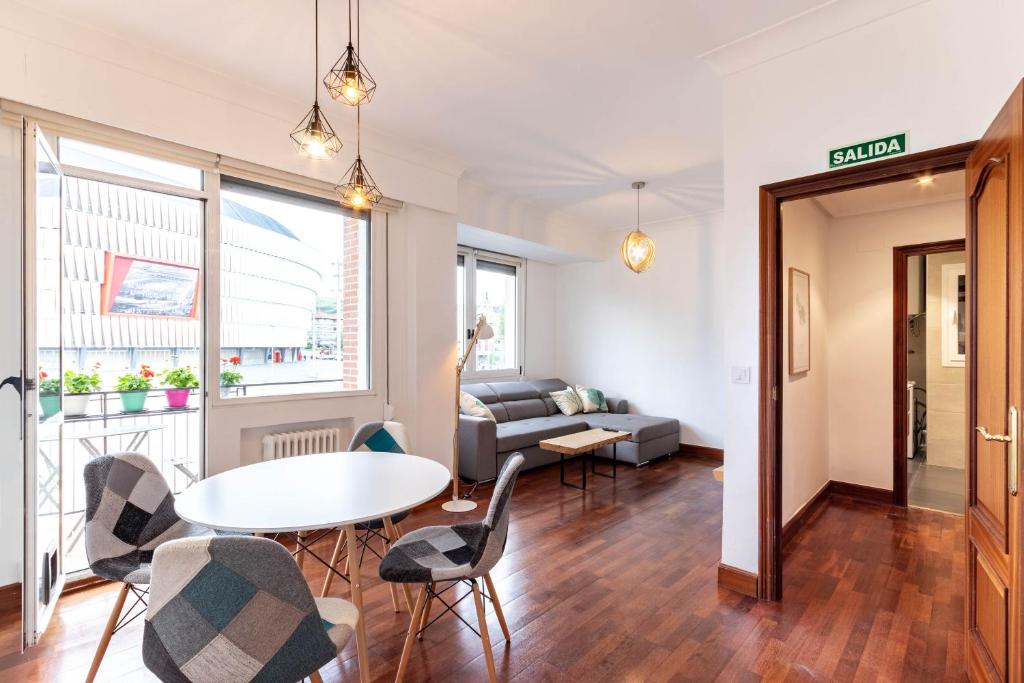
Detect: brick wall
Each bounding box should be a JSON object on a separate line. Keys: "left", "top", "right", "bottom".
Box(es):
{"left": 341, "top": 217, "right": 363, "bottom": 389}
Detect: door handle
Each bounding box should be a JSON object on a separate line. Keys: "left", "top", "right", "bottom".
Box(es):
{"left": 977, "top": 406, "right": 1019, "bottom": 496}
{"left": 976, "top": 426, "right": 1011, "bottom": 442}
{"left": 0, "top": 375, "right": 22, "bottom": 397}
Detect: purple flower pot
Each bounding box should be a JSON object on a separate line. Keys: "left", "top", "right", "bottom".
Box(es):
{"left": 165, "top": 388, "right": 191, "bottom": 409}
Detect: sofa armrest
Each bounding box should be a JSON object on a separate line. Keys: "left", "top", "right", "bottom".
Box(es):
{"left": 458, "top": 415, "right": 497, "bottom": 482}
{"left": 606, "top": 397, "right": 629, "bottom": 414}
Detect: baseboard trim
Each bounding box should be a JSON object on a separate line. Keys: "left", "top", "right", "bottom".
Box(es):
{"left": 829, "top": 480, "right": 893, "bottom": 505}
{"left": 717, "top": 563, "right": 758, "bottom": 598}
{"left": 782, "top": 481, "right": 831, "bottom": 549}
{"left": 678, "top": 443, "right": 724, "bottom": 460}
{"left": 0, "top": 582, "right": 19, "bottom": 616}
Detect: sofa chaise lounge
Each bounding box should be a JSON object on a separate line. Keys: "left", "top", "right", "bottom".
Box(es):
{"left": 459, "top": 378, "right": 680, "bottom": 482}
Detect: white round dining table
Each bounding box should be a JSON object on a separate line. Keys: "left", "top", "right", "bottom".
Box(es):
{"left": 174, "top": 451, "right": 450, "bottom": 683}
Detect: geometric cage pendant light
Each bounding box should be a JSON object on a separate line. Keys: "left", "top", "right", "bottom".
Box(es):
{"left": 323, "top": 0, "right": 376, "bottom": 106}
{"left": 621, "top": 181, "right": 656, "bottom": 273}
{"left": 335, "top": 103, "right": 383, "bottom": 210}
{"left": 290, "top": 0, "right": 343, "bottom": 159}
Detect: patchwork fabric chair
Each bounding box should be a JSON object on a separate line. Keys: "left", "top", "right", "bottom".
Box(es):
{"left": 321, "top": 421, "right": 413, "bottom": 611}
{"left": 83, "top": 452, "right": 218, "bottom": 683}
{"left": 143, "top": 535, "right": 358, "bottom": 683}
{"left": 379, "top": 453, "right": 525, "bottom": 683}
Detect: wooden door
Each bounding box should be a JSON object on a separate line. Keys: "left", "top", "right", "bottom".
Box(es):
{"left": 966, "top": 81, "right": 1024, "bottom": 683}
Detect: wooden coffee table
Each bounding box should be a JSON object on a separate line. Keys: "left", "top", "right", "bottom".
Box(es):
{"left": 539, "top": 428, "right": 631, "bottom": 490}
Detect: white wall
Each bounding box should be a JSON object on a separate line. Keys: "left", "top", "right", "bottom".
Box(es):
{"left": 826, "top": 199, "right": 963, "bottom": 488}
{"left": 555, "top": 213, "right": 725, "bottom": 448}
{"left": 924, "top": 250, "right": 966, "bottom": 469}
{"left": 780, "top": 200, "right": 830, "bottom": 524}
{"left": 720, "top": 0, "right": 1024, "bottom": 573}
{"left": 523, "top": 260, "right": 560, "bottom": 380}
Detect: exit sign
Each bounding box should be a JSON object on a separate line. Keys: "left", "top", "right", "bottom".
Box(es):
{"left": 829, "top": 133, "right": 907, "bottom": 168}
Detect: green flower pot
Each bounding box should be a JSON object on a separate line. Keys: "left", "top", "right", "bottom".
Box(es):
{"left": 119, "top": 391, "right": 148, "bottom": 413}
{"left": 39, "top": 394, "right": 60, "bottom": 419}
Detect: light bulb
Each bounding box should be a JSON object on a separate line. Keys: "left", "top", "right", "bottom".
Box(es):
{"left": 351, "top": 190, "right": 366, "bottom": 207}
{"left": 304, "top": 138, "right": 326, "bottom": 158}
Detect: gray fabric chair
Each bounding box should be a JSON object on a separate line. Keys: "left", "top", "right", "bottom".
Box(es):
{"left": 320, "top": 421, "right": 413, "bottom": 613}
{"left": 143, "top": 535, "right": 358, "bottom": 683}
{"left": 380, "top": 453, "right": 525, "bottom": 683}
{"left": 83, "top": 452, "right": 216, "bottom": 683}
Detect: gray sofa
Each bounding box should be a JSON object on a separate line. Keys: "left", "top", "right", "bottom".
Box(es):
{"left": 459, "top": 378, "right": 680, "bottom": 482}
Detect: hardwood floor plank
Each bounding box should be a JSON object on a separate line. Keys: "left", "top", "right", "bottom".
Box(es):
{"left": 0, "top": 454, "right": 968, "bottom": 681}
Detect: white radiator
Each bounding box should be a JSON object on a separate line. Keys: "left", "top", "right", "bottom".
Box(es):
{"left": 262, "top": 428, "right": 344, "bottom": 461}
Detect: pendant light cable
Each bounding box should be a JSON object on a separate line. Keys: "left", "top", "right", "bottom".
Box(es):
{"left": 313, "top": 0, "right": 319, "bottom": 103}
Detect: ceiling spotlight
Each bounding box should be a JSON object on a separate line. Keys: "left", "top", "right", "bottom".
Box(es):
{"left": 916, "top": 176, "right": 935, "bottom": 187}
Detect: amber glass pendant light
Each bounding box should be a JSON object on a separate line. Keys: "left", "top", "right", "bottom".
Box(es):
{"left": 622, "top": 181, "right": 656, "bottom": 273}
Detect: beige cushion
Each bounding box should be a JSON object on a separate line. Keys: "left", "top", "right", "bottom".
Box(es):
{"left": 314, "top": 597, "right": 359, "bottom": 652}
{"left": 551, "top": 386, "right": 583, "bottom": 416}
{"left": 460, "top": 391, "right": 496, "bottom": 421}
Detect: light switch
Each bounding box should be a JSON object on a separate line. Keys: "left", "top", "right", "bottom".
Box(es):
{"left": 731, "top": 366, "right": 751, "bottom": 384}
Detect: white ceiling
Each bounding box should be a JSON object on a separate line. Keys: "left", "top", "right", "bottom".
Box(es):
{"left": 814, "top": 169, "right": 965, "bottom": 218}
{"left": 28, "top": 0, "right": 877, "bottom": 231}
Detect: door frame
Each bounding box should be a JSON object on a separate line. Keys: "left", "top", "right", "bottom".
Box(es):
{"left": 892, "top": 239, "right": 966, "bottom": 506}
{"left": 758, "top": 141, "right": 976, "bottom": 601}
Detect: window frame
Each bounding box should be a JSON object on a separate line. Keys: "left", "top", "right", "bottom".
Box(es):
{"left": 209, "top": 173, "right": 376, "bottom": 405}
{"left": 457, "top": 246, "right": 526, "bottom": 381}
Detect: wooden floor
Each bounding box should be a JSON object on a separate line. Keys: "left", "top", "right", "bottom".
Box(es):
{"left": 0, "top": 455, "right": 966, "bottom": 682}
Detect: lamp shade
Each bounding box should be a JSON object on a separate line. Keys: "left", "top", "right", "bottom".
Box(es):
{"left": 621, "top": 229, "right": 656, "bottom": 273}
{"left": 476, "top": 315, "right": 495, "bottom": 341}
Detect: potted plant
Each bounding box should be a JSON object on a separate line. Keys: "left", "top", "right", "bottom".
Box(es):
{"left": 160, "top": 366, "right": 198, "bottom": 409}
{"left": 63, "top": 365, "right": 101, "bottom": 417}
{"left": 114, "top": 365, "right": 154, "bottom": 413}
{"left": 38, "top": 369, "right": 61, "bottom": 419}
{"left": 219, "top": 356, "right": 243, "bottom": 397}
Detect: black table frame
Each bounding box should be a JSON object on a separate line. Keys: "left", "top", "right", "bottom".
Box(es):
{"left": 559, "top": 441, "right": 618, "bottom": 490}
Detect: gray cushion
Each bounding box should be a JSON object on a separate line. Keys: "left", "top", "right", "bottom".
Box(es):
{"left": 461, "top": 383, "right": 499, "bottom": 404}
{"left": 541, "top": 396, "right": 558, "bottom": 416}
{"left": 528, "top": 378, "right": 571, "bottom": 397}
{"left": 583, "top": 413, "right": 680, "bottom": 442}
{"left": 503, "top": 398, "right": 548, "bottom": 421}
{"left": 489, "top": 381, "right": 540, "bottom": 402}
{"left": 490, "top": 403, "right": 510, "bottom": 423}
{"left": 495, "top": 415, "right": 589, "bottom": 452}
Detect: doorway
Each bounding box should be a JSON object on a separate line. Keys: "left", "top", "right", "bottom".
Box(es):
{"left": 756, "top": 142, "right": 975, "bottom": 600}
{"left": 894, "top": 239, "right": 966, "bottom": 513}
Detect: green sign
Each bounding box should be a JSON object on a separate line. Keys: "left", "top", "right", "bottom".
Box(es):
{"left": 829, "top": 133, "right": 906, "bottom": 168}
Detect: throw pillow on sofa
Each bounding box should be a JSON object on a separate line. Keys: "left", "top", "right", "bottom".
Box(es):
{"left": 574, "top": 385, "right": 608, "bottom": 413}
{"left": 551, "top": 386, "right": 583, "bottom": 416}
{"left": 459, "top": 391, "right": 496, "bottom": 421}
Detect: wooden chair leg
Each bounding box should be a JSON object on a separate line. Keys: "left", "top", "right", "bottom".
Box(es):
{"left": 483, "top": 573, "right": 511, "bottom": 642}
{"left": 417, "top": 581, "right": 436, "bottom": 640}
{"left": 472, "top": 579, "right": 498, "bottom": 683}
{"left": 86, "top": 582, "right": 131, "bottom": 683}
{"left": 395, "top": 585, "right": 428, "bottom": 683}
{"left": 321, "top": 528, "right": 347, "bottom": 597}
{"left": 310, "top": 671, "right": 324, "bottom": 683}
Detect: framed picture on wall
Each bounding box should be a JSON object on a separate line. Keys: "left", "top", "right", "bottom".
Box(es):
{"left": 789, "top": 267, "right": 810, "bottom": 375}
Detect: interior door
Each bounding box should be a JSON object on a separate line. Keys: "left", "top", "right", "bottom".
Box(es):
{"left": 23, "top": 124, "right": 66, "bottom": 645}
{"left": 966, "top": 80, "right": 1023, "bottom": 683}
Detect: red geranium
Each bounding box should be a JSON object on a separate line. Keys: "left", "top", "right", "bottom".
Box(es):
{"left": 140, "top": 364, "right": 155, "bottom": 379}
{"left": 38, "top": 368, "right": 48, "bottom": 380}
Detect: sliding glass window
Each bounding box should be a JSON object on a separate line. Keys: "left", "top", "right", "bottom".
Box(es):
{"left": 219, "top": 179, "right": 370, "bottom": 398}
